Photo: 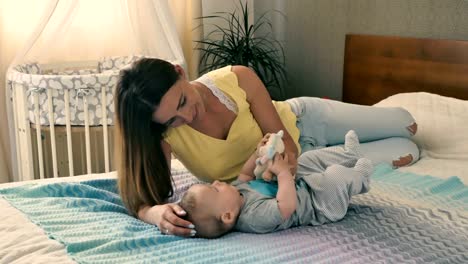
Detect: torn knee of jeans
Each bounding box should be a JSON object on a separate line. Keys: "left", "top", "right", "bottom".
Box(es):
{"left": 406, "top": 122, "right": 418, "bottom": 136}
{"left": 392, "top": 154, "right": 414, "bottom": 168}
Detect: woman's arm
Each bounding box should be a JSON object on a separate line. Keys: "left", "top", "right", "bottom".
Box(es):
{"left": 138, "top": 203, "right": 195, "bottom": 237}
{"left": 137, "top": 141, "right": 196, "bottom": 237}
{"left": 237, "top": 151, "right": 257, "bottom": 182}
{"left": 232, "top": 66, "right": 298, "bottom": 174}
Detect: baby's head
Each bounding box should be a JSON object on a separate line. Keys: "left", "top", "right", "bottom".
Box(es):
{"left": 179, "top": 180, "right": 243, "bottom": 238}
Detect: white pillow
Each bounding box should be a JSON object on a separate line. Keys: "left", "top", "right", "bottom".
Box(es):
{"left": 374, "top": 92, "right": 468, "bottom": 160}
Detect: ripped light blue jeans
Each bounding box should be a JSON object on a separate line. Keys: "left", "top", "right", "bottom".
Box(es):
{"left": 286, "top": 97, "right": 419, "bottom": 166}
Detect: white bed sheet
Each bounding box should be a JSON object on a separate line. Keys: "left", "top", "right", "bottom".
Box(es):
{"left": 2, "top": 93, "right": 467, "bottom": 263}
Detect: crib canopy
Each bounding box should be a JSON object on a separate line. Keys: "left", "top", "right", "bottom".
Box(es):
{"left": 11, "top": 0, "right": 185, "bottom": 68}
{"left": 6, "top": 0, "right": 186, "bottom": 181}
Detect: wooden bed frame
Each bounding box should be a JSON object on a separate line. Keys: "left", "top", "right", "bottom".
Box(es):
{"left": 343, "top": 34, "right": 468, "bottom": 105}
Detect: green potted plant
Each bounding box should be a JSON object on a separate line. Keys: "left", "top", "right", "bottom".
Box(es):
{"left": 195, "top": 1, "right": 287, "bottom": 100}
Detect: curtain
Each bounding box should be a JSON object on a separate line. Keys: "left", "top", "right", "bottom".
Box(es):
{"left": 0, "top": 0, "right": 202, "bottom": 182}
{"left": 0, "top": 0, "right": 48, "bottom": 183}
{"left": 168, "top": 0, "right": 202, "bottom": 80}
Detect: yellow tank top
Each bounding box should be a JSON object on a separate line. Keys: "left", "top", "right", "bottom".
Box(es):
{"left": 165, "top": 66, "right": 300, "bottom": 182}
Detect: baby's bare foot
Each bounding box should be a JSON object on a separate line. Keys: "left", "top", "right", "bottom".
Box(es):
{"left": 392, "top": 154, "right": 414, "bottom": 168}
{"left": 407, "top": 122, "right": 418, "bottom": 136}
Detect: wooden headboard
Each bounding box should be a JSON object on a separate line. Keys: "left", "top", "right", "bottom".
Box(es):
{"left": 343, "top": 34, "right": 468, "bottom": 105}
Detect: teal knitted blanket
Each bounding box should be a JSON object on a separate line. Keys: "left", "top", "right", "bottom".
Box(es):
{"left": 1, "top": 164, "right": 467, "bottom": 263}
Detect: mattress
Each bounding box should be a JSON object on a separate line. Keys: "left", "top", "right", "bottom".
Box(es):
{"left": 1, "top": 93, "right": 467, "bottom": 263}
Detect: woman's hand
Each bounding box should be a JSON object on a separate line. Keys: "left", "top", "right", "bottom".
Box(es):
{"left": 285, "top": 151, "right": 298, "bottom": 176}
{"left": 256, "top": 133, "right": 271, "bottom": 155}
{"left": 139, "top": 204, "right": 196, "bottom": 237}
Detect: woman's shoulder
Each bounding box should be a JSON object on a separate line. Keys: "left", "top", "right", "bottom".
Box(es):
{"left": 203, "top": 65, "right": 259, "bottom": 99}
{"left": 203, "top": 65, "right": 255, "bottom": 84}
{"left": 231, "top": 65, "right": 256, "bottom": 80}
{"left": 205, "top": 65, "right": 232, "bottom": 77}
{"left": 230, "top": 66, "right": 264, "bottom": 98}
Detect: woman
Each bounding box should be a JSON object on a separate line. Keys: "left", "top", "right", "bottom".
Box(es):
{"left": 114, "top": 58, "right": 418, "bottom": 237}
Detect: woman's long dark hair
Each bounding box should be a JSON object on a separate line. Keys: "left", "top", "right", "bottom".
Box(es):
{"left": 114, "top": 58, "right": 179, "bottom": 216}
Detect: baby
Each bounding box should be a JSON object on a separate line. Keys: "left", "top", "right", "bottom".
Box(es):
{"left": 179, "top": 130, "right": 373, "bottom": 238}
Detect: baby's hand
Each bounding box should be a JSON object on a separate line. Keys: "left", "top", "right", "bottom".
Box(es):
{"left": 268, "top": 153, "right": 290, "bottom": 176}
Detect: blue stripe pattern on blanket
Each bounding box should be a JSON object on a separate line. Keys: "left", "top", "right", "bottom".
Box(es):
{"left": 1, "top": 163, "right": 467, "bottom": 264}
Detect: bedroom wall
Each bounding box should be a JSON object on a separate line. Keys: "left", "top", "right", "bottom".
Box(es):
{"left": 255, "top": 0, "right": 468, "bottom": 100}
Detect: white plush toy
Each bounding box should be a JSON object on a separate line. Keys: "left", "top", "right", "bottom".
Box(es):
{"left": 254, "top": 130, "right": 285, "bottom": 181}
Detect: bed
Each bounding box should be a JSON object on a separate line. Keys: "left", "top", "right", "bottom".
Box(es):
{"left": 1, "top": 34, "right": 467, "bottom": 263}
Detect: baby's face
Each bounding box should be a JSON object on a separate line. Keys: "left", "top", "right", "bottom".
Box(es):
{"left": 190, "top": 180, "right": 243, "bottom": 215}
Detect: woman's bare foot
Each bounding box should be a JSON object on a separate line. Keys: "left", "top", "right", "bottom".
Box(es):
{"left": 392, "top": 154, "right": 414, "bottom": 168}
{"left": 407, "top": 122, "right": 418, "bottom": 136}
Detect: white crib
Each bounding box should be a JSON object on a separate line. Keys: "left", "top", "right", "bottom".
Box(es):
{"left": 7, "top": 56, "right": 140, "bottom": 181}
